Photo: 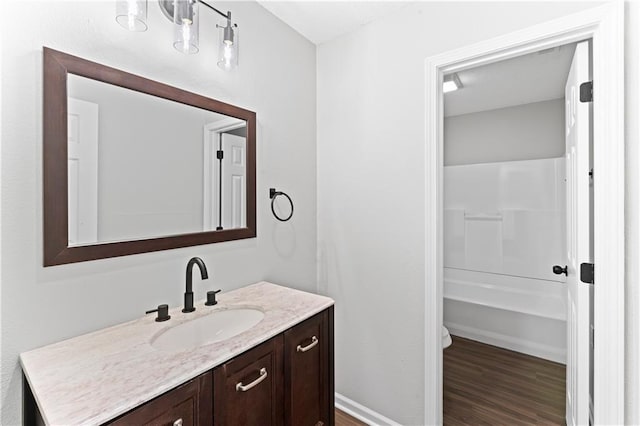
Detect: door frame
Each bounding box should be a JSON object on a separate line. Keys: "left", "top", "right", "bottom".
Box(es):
{"left": 424, "top": 3, "right": 624, "bottom": 425}
{"left": 67, "top": 97, "right": 99, "bottom": 245}
{"left": 203, "top": 117, "right": 246, "bottom": 230}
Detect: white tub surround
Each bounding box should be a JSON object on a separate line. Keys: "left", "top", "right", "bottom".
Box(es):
{"left": 20, "top": 282, "right": 334, "bottom": 426}
{"left": 443, "top": 157, "right": 567, "bottom": 362}
{"left": 444, "top": 157, "right": 565, "bottom": 282}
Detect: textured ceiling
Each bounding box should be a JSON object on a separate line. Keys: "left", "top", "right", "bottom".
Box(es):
{"left": 445, "top": 43, "right": 577, "bottom": 117}
{"left": 256, "top": 1, "right": 411, "bottom": 45}
{"left": 257, "top": 2, "right": 577, "bottom": 116}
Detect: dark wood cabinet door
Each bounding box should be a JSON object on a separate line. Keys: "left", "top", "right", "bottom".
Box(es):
{"left": 107, "top": 372, "right": 213, "bottom": 426}
{"left": 213, "top": 336, "right": 284, "bottom": 426}
{"left": 284, "top": 310, "right": 332, "bottom": 426}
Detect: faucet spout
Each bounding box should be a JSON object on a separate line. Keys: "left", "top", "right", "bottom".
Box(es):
{"left": 183, "top": 257, "right": 208, "bottom": 313}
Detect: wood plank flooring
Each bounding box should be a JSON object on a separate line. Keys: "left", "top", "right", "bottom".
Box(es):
{"left": 336, "top": 408, "right": 367, "bottom": 426}
{"left": 444, "top": 336, "right": 566, "bottom": 425}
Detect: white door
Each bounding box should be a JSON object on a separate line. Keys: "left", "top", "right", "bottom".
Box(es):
{"left": 67, "top": 97, "right": 99, "bottom": 245}
{"left": 220, "top": 133, "right": 247, "bottom": 229}
{"left": 564, "top": 40, "right": 592, "bottom": 426}
{"left": 202, "top": 119, "right": 246, "bottom": 231}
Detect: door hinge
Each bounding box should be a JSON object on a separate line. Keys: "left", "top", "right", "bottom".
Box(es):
{"left": 580, "top": 81, "right": 593, "bottom": 103}
{"left": 589, "top": 168, "right": 594, "bottom": 180}
{"left": 216, "top": 150, "right": 224, "bottom": 160}
{"left": 580, "top": 262, "right": 594, "bottom": 284}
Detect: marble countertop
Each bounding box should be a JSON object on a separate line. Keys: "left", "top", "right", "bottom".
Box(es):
{"left": 20, "top": 282, "right": 334, "bottom": 425}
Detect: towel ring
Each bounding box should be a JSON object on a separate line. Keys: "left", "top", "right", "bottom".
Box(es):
{"left": 269, "top": 188, "right": 294, "bottom": 222}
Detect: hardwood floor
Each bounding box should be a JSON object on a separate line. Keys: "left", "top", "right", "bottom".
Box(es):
{"left": 336, "top": 408, "right": 368, "bottom": 426}
{"left": 444, "top": 336, "right": 566, "bottom": 425}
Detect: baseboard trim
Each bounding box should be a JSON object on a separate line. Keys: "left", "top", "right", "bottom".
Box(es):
{"left": 335, "top": 393, "right": 401, "bottom": 426}
{"left": 445, "top": 321, "right": 566, "bottom": 364}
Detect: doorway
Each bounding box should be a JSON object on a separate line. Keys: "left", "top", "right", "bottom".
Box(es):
{"left": 423, "top": 3, "right": 624, "bottom": 425}
{"left": 441, "top": 40, "right": 590, "bottom": 424}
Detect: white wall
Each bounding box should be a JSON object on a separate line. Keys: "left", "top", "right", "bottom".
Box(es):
{"left": 317, "top": 2, "right": 612, "bottom": 424}
{"left": 444, "top": 99, "right": 564, "bottom": 165}
{"left": 0, "top": 1, "right": 316, "bottom": 424}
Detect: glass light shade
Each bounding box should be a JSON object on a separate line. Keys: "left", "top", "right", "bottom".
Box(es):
{"left": 115, "top": 0, "right": 148, "bottom": 32}
{"left": 173, "top": 0, "right": 199, "bottom": 54}
{"left": 217, "top": 25, "right": 238, "bottom": 71}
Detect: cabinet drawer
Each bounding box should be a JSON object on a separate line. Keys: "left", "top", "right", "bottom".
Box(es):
{"left": 284, "top": 310, "right": 331, "bottom": 426}
{"left": 106, "top": 372, "right": 212, "bottom": 426}
{"left": 213, "top": 336, "right": 284, "bottom": 426}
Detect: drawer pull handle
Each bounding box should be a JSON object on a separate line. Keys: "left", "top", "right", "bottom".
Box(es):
{"left": 297, "top": 336, "right": 318, "bottom": 353}
{"left": 236, "top": 367, "right": 268, "bottom": 392}
{"left": 173, "top": 419, "right": 183, "bottom": 426}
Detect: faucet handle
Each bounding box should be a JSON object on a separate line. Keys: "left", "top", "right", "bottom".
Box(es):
{"left": 146, "top": 304, "right": 171, "bottom": 322}
{"left": 205, "top": 289, "right": 222, "bottom": 306}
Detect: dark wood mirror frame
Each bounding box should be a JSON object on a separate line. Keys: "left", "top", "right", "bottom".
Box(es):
{"left": 43, "top": 47, "right": 256, "bottom": 266}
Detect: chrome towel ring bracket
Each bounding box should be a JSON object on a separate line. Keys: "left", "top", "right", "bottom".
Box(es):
{"left": 269, "top": 188, "right": 294, "bottom": 222}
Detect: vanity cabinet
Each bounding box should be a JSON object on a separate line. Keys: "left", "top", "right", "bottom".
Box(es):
{"left": 284, "top": 310, "right": 331, "bottom": 426}
{"left": 213, "top": 336, "right": 284, "bottom": 425}
{"left": 107, "top": 372, "right": 213, "bottom": 426}
{"left": 23, "top": 305, "right": 334, "bottom": 426}
{"left": 212, "top": 308, "right": 333, "bottom": 426}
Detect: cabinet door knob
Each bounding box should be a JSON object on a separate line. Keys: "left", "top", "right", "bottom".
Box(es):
{"left": 236, "top": 367, "right": 268, "bottom": 392}
{"left": 173, "top": 418, "right": 183, "bottom": 426}
{"left": 296, "top": 336, "right": 318, "bottom": 353}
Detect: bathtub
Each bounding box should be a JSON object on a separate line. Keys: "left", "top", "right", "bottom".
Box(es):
{"left": 444, "top": 267, "right": 566, "bottom": 363}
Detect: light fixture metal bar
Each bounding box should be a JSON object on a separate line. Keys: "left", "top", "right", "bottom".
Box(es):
{"left": 199, "top": 0, "right": 230, "bottom": 20}
{"left": 159, "top": 0, "right": 232, "bottom": 23}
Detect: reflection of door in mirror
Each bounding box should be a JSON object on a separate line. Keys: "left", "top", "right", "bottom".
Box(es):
{"left": 203, "top": 119, "right": 247, "bottom": 231}
{"left": 221, "top": 132, "right": 247, "bottom": 229}
{"left": 67, "top": 97, "right": 98, "bottom": 246}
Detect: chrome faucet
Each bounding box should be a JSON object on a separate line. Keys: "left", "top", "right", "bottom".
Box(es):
{"left": 183, "top": 257, "right": 208, "bottom": 313}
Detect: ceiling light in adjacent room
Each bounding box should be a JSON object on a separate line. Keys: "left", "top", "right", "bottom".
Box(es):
{"left": 443, "top": 73, "right": 463, "bottom": 93}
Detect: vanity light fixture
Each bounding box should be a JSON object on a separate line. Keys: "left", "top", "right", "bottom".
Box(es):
{"left": 116, "top": 0, "right": 239, "bottom": 70}
{"left": 216, "top": 11, "right": 238, "bottom": 71}
{"left": 173, "top": 0, "right": 200, "bottom": 54}
{"left": 443, "top": 73, "right": 463, "bottom": 93}
{"left": 116, "top": 0, "right": 148, "bottom": 32}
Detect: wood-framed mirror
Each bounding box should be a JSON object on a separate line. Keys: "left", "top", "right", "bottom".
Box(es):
{"left": 43, "top": 47, "right": 256, "bottom": 266}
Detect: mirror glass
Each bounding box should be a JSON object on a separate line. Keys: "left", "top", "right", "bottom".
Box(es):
{"left": 43, "top": 48, "right": 256, "bottom": 266}
{"left": 67, "top": 75, "right": 247, "bottom": 246}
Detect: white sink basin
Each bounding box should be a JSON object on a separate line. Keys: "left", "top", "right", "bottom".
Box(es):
{"left": 151, "top": 308, "right": 265, "bottom": 352}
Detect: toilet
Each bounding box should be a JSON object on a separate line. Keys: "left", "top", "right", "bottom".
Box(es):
{"left": 442, "top": 326, "right": 452, "bottom": 348}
